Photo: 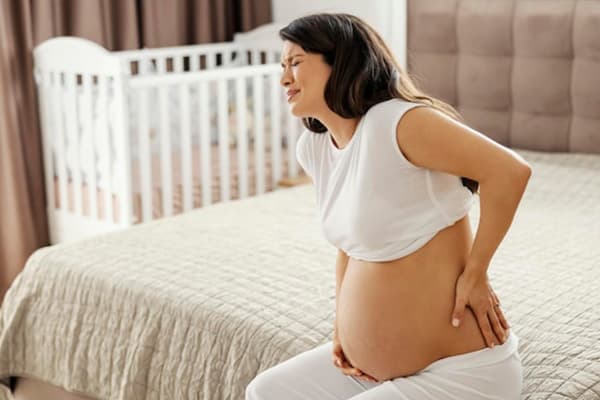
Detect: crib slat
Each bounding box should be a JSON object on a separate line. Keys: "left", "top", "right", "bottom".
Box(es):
{"left": 287, "top": 101, "right": 300, "bottom": 179}
{"left": 38, "top": 70, "right": 55, "bottom": 212}
{"left": 253, "top": 75, "right": 265, "bottom": 194}
{"left": 97, "top": 75, "right": 113, "bottom": 222}
{"left": 157, "top": 58, "right": 173, "bottom": 217}
{"left": 180, "top": 83, "right": 192, "bottom": 211}
{"left": 51, "top": 72, "right": 69, "bottom": 212}
{"left": 251, "top": 50, "right": 261, "bottom": 66}
{"left": 222, "top": 49, "right": 232, "bottom": 67}
{"left": 207, "top": 52, "right": 216, "bottom": 69}
{"left": 190, "top": 54, "right": 200, "bottom": 72}
{"left": 269, "top": 74, "right": 282, "bottom": 188}
{"left": 82, "top": 74, "right": 98, "bottom": 219}
{"left": 174, "top": 56, "right": 183, "bottom": 73}
{"left": 265, "top": 52, "right": 276, "bottom": 64}
{"left": 65, "top": 72, "right": 83, "bottom": 215}
{"left": 198, "top": 81, "right": 212, "bottom": 206}
{"left": 112, "top": 74, "right": 133, "bottom": 226}
{"left": 138, "top": 87, "right": 152, "bottom": 222}
{"left": 217, "top": 78, "right": 230, "bottom": 202}
{"left": 236, "top": 77, "right": 249, "bottom": 198}
{"left": 140, "top": 56, "right": 152, "bottom": 75}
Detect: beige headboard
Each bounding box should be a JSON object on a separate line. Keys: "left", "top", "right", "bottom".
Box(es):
{"left": 406, "top": 0, "right": 600, "bottom": 154}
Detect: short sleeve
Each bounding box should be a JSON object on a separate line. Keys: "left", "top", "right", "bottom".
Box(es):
{"left": 365, "top": 99, "right": 428, "bottom": 170}
{"left": 295, "top": 129, "right": 313, "bottom": 178}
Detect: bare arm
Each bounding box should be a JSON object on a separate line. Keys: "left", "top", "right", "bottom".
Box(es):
{"left": 396, "top": 106, "right": 532, "bottom": 277}
{"left": 334, "top": 248, "right": 349, "bottom": 340}
{"left": 396, "top": 106, "right": 532, "bottom": 344}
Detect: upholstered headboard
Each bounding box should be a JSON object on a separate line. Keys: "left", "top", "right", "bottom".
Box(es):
{"left": 406, "top": 0, "right": 600, "bottom": 154}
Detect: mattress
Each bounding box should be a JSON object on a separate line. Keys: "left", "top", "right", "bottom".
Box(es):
{"left": 53, "top": 143, "right": 299, "bottom": 222}
{"left": 1, "top": 149, "right": 599, "bottom": 400}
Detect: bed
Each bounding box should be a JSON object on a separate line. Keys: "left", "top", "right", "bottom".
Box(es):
{"left": 1, "top": 148, "right": 599, "bottom": 400}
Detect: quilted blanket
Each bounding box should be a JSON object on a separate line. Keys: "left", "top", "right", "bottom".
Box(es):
{"left": 0, "top": 149, "right": 599, "bottom": 400}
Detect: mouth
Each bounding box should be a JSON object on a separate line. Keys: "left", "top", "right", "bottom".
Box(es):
{"left": 287, "top": 90, "right": 300, "bottom": 102}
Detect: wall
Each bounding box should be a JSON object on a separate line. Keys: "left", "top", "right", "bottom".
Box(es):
{"left": 271, "top": 0, "right": 407, "bottom": 70}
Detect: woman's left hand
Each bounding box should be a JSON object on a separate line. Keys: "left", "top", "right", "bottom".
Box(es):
{"left": 451, "top": 269, "right": 511, "bottom": 348}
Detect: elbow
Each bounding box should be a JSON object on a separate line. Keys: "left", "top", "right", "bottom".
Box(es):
{"left": 482, "top": 161, "right": 531, "bottom": 190}
{"left": 509, "top": 151, "right": 533, "bottom": 182}
{"left": 505, "top": 162, "right": 532, "bottom": 195}
{"left": 514, "top": 162, "right": 532, "bottom": 184}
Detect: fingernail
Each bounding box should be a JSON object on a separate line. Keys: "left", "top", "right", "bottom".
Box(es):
{"left": 452, "top": 318, "right": 459, "bottom": 327}
{"left": 491, "top": 342, "right": 495, "bottom": 348}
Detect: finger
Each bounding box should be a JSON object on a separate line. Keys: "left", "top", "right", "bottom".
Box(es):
{"left": 452, "top": 295, "right": 468, "bottom": 327}
{"left": 361, "top": 373, "right": 378, "bottom": 383}
{"left": 476, "top": 309, "right": 497, "bottom": 348}
{"left": 489, "top": 286, "right": 511, "bottom": 331}
{"left": 332, "top": 347, "right": 344, "bottom": 358}
{"left": 342, "top": 366, "right": 363, "bottom": 376}
{"left": 488, "top": 307, "right": 507, "bottom": 344}
{"left": 490, "top": 291, "right": 511, "bottom": 330}
{"left": 360, "top": 376, "right": 378, "bottom": 383}
{"left": 495, "top": 304, "right": 511, "bottom": 330}
{"left": 332, "top": 351, "right": 344, "bottom": 365}
{"left": 339, "top": 359, "right": 355, "bottom": 371}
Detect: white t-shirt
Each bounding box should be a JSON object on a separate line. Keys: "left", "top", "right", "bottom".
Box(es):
{"left": 295, "top": 98, "right": 475, "bottom": 262}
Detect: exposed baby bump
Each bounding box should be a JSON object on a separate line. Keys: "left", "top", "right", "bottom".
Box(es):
{"left": 335, "top": 257, "right": 481, "bottom": 379}
{"left": 336, "top": 283, "right": 436, "bottom": 379}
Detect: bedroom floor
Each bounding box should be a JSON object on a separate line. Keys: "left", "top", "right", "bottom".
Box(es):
{"left": 2, "top": 378, "right": 95, "bottom": 400}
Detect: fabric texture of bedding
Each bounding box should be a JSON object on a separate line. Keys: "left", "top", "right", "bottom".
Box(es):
{"left": 0, "top": 149, "right": 599, "bottom": 400}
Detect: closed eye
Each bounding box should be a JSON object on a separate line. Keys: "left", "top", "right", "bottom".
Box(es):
{"left": 281, "top": 62, "right": 301, "bottom": 69}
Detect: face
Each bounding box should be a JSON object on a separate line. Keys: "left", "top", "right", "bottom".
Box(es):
{"left": 280, "top": 40, "right": 332, "bottom": 118}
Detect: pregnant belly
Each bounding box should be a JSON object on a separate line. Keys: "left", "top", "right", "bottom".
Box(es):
{"left": 336, "top": 217, "right": 488, "bottom": 381}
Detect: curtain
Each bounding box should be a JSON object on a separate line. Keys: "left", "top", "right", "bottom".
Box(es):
{"left": 0, "top": 0, "right": 272, "bottom": 304}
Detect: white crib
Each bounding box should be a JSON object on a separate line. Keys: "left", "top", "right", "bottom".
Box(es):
{"left": 33, "top": 23, "right": 306, "bottom": 245}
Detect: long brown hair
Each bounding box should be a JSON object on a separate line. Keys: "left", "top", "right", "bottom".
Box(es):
{"left": 279, "top": 13, "right": 478, "bottom": 194}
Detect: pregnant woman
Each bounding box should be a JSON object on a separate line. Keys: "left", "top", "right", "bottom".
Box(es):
{"left": 246, "top": 13, "right": 530, "bottom": 400}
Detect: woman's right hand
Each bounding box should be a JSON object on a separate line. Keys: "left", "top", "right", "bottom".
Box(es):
{"left": 332, "top": 335, "right": 379, "bottom": 383}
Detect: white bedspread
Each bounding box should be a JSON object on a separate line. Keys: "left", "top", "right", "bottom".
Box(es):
{"left": 1, "top": 149, "right": 599, "bottom": 400}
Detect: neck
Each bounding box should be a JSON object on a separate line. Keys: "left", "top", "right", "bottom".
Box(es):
{"left": 313, "top": 110, "right": 361, "bottom": 149}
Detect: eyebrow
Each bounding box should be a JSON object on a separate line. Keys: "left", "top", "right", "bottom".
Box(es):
{"left": 280, "top": 53, "right": 305, "bottom": 64}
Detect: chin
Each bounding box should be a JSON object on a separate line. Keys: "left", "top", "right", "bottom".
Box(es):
{"left": 289, "top": 105, "right": 304, "bottom": 118}
{"left": 289, "top": 102, "right": 310, "bottom": 119}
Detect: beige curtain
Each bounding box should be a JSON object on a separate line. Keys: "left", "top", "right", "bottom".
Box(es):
{"left": 0, "top": 0, "right": 272, "bottom": 304}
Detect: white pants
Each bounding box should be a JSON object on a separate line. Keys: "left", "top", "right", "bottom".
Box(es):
{"left": 246, "top": 331, "right": 523, "bottom": 400}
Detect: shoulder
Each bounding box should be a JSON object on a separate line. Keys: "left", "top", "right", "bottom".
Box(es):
{"left": 363, "top": 98, "right": 427, "bottom": 127}
{"left": 395, "top": 105, "right": 532, "bottom": 179}
{"left": 296, "top": 129, "right": 323, "bottom": 155}
{"left": 296, "top": 129, "right": 312, "bottom": 159}
{"left": 296, "top": 129, "right": 324, "bottom": 175}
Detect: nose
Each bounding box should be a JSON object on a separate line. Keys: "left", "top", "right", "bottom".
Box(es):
{"left": 280, "top": 66, "right": 293, "bottom": 88}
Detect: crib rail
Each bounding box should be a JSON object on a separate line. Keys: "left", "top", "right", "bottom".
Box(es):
{"left": 115, "top": 42, "right": 281, "bottom": 76}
